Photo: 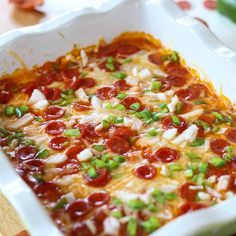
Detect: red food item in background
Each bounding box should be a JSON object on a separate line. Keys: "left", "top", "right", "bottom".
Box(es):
{"left": 87, "top": 191, "right": 110, "bottom": 207}
{"left": 199, "top": 114, "right": 215, "bottom": 126}
{"left": 78, "top": 78, "right": 96, "bottom": 88}
{"left": 34, "top": 182, "right": 61, "bottom": 202}
{"left": 73, "top": 102, "right": 91, "bottom": 111}
{"left": 113, "top": 126, "right": 134, "bottom": 138}
{"left": 116, "top": 43, "right": 139, "bottom": 56}
{"left": 15, "top": 146, "right": 37, "bottom": 161}
{"left": 44, "top": 106, "right": 65, "bottom": 120}
{"left": 72, "top": 222, "right": 94, "bottom": 236}
{"left": 66, "top": 146, "right": 83, "bottom": 159}
{"left": 84, "top": 169, "right": 111, "bottom": 187}
{"left": 9, "top": 0, "right": 44, "bottom": 10}
{"left": 203, "top": 0, "right": 216, "bottom": 10}
{"left": 0, "top": 89, "right": 13, "bottom": 104}
{"left": 175, "top": 87, "right": 200, "bottom": 101}
{"left": 45, "top": 121, "right": 66, "bottom": 136}
{"left": 226, "top": 128, "right": 236, "bottom": 143}
{"left": 99, "top": 60, "right": 120, "bottom": 72}
{"left": 121, "top": 96, "right": 143, "bottom": 111}
{"left": 167, "top": 75, "right": 187, "bottom": 87}
{"left": 134, "top": 165, "right": 157, "bottom": 179}
{"left": 67, "top": 199, "right": 91, "bottom": 219}
{"left": 210, "top": 138, "right": 230, "bottom": 156}
{"left": 177, "top": 0, "right": 192, "bottom": 10}
{"left": 154, "top": 147, "right": 179, "bottom": 163}
{"left": 97, "top": 45, "right": 117, "bottom": 58}
{"left": 49, "top": 136, "right": 69, "bottom": 151}
{"left": 113, "top": 79, "right": 131, "bottom": 91}
{"left": 96, "top": 87, "right": 118, "bottom": 100}
{"left": 148, "top": 52, "right": 164, "bottom": 66}
{"left": 106, "top": 136, "right": 130, "bottom": 154}
{"left": 162, "top": 115, "right": 187, "bottom": 133}
{"left": 179, "top": 183, "right": 198, "bottom": 201}
{"left": 159, "top": 79, "right": 171, "bottom": 92}
{"left": 37, "top": 74, "right": 54, "bottom": 86}
{"left": 180, "top": 202, "right": 206, "bottom": 215}
{"left": 61, "top": 67, "right": 80, "bottom": 80}
{"left": 38, "top": 86, "right": 61, "bottom": 101}
{"left": 21, "top": 82, "right": 37, "bottom": 96}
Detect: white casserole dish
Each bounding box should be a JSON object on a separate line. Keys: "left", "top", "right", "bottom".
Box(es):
{"left": 1, "top": 0, "right": 236, "bottom": 235}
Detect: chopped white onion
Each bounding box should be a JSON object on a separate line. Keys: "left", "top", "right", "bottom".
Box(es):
{"left": 126, "top": 75, "right": 138, "bottom": 85}
{"left": 32, "top": 99, "right": 49, "bottom": 110}
{"left": 77, "top": 148, "right": 93, "bottom": 161}
{"left": 132, "top": 67, "right": 138, "bottom": 77}
{"left": 156, "top": 93, "right": 167, "bottom": 101}
{"left": 162, "top": 128, "right": 177, "bottom": 140}
{"left": 63, "top": 192, "right": 76, "bottom": 203}
{"left": 6, "top": 113, "right": 34, "bottom": 130}
{"left": 28, "top": 89, "right": 46, "bottom": 105}
{"left": 80, "top": 50, "right": 88, "bottom": 67}
{"left": 167, "top": 95, "right": 179, "bottom": 113}
{"left": 198, "top": 192, "right": 211, "bottom": 200}
{"left": 46, "top": 154, "right": 67, "bottom": 164}
{"left": 138, "top": 68, "right": 152, "bottom": 79}
{"left": 86, "top": 219, "right": 96, "bottom": 235}
{"left": 217, "top": 175, "right": 230, "bottom": 191}
{"left": 206, "top": 186, "right": 222, "bottom": 199}
{"left": 91, "top": 96, "right": 102, "bottom": 109}
{"left": 75, "top": 88, "right": 89, "bottom": 102}
{"left": 180, "top": 109, "right": 203, "bottom": 120}
{"left": 153, "top": 68, "right": 167, "bottom": 77}
{"left": 104, "top": 217, "right": 120, "bottom": 235}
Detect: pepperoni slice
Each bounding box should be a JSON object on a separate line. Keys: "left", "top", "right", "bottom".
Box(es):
{"left": 165, "top": 62, "right": 189, "bottom": 77}
{"left": 72, "top": 222, "right": 94, "bottom": 236}
{"left": 134, "top": 165, "right": 157, "bottom": 180}
{"left": 113, "top": 79, "right": 131, "bottom": 91}
{"left": 113, "top": 126, "right": 134, "bottom": 138}
{"left": 66, "top": 145, "right": 83, "bottom": 159}
{"left": 44, "top": 106, "right": 65, "bottom": 120}
{"left": 99, "top": 60, "right": 120, "bottom": 72}
{"left": 207, "top": 162, "right": 233, "bottom": 178}
{"left": 87, "top": 191, "right": 110, "bottom": 207}
{"left": 116, "top": 43, "right": 139, "bottom": 55}
{"left": 154, "top": 147, "right": 179, "bottom": 163}
{"left": 106, "top": 136, "right": 130, "bottom": 154}
{"left": 199, "top": 114, "right": 215, "bottom": 126}
{"left": 167, "top": 75, "right": 187, "bottom": 87}
{"left": 39, "top": 86, "right": 61, "bottom": 101}
{"left": 49, "top": 136, "right": 69, "bottom": 151}
{"left": 78, "top": 78, "right": 96, "bottom": 88}
{"left": 15, "top": 146, "right": 37, "bottom": 161}
{"left": 75, "top": 123, "right": 99, "bottom": 142}
{"left": 177, "top": 0, "right": 192, "bottom": 10}
{"left": 97, "top": 45, "right": 117, "bottom": 58}
{"left": 180, "top": 202, "right": 206, "bottom": 215}
{"left": 0, "top": 137, "right": 8, "bottom": 147}
{"left": 175, "top": 87, "right": 200, "bottom": 101}
{"left": 34, "top": 182, "right": 61, "bottom": 202}
{"left": 84, "top": 169, "right": 111, "bottom": 187}
{"left": 203, "top": 0, "right": 216, "bottom": 10}
{"left": 67, "top": 200, "right": 91, "bottom": 219}
{"left": 176, "top": 99, "right": 192, "bottom": 114}
{"left": 159, "top": 79, "right": 171, "bottom": 92}
{"left": 226, "top": 129, "right": 236, "bottom": 143}
{"left": 95, "top": 126, "right": 109, "bottom": 138}
{"left": 179, "top": 183, "right": 198, "bottom": 201}
{"left": 73, "top": 102, "right": 91, "bottom": 111}
{"left": 121, "top": 96, "right": 143, "bottom": 111}
{"left": 162, "top": 115, "right": 187, "bottom": 133}
{"left": 148, "top": 52, "right": 164, "bottom": 66}
{"left": 61, "top": 67, "right": 79, "bottom": 80}
{"left": 45, "top": 121, "right": 66, "bottom": 136}
{"left": 210, "top": 138, "right": 230, "bottom": 156}
{"left": 21, "top": 82, "right": 37, "bottom": 96}
{"left": 96, "top": 87, "right": 118, "bottom": 100}
{"left": 0, "top": 89, "right": 13, "bottom": 104}
{"left": 23, "top": 159, "right": 44, "bottom": 172}
{"left": 37, "top": 74, "right": 54, "bottom": 86}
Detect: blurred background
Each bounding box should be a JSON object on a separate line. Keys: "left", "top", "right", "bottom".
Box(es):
{"left": 0, "top": 0, "right": 236, "bottom": 50}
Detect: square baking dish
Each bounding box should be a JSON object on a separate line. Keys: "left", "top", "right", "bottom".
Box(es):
{"left": 1, "top": 0, "right": 236, "bottom": 235}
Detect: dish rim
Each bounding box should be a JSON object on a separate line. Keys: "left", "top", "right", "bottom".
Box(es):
{"left": 1, "top": 0, "right": 236, "bottom": 236}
